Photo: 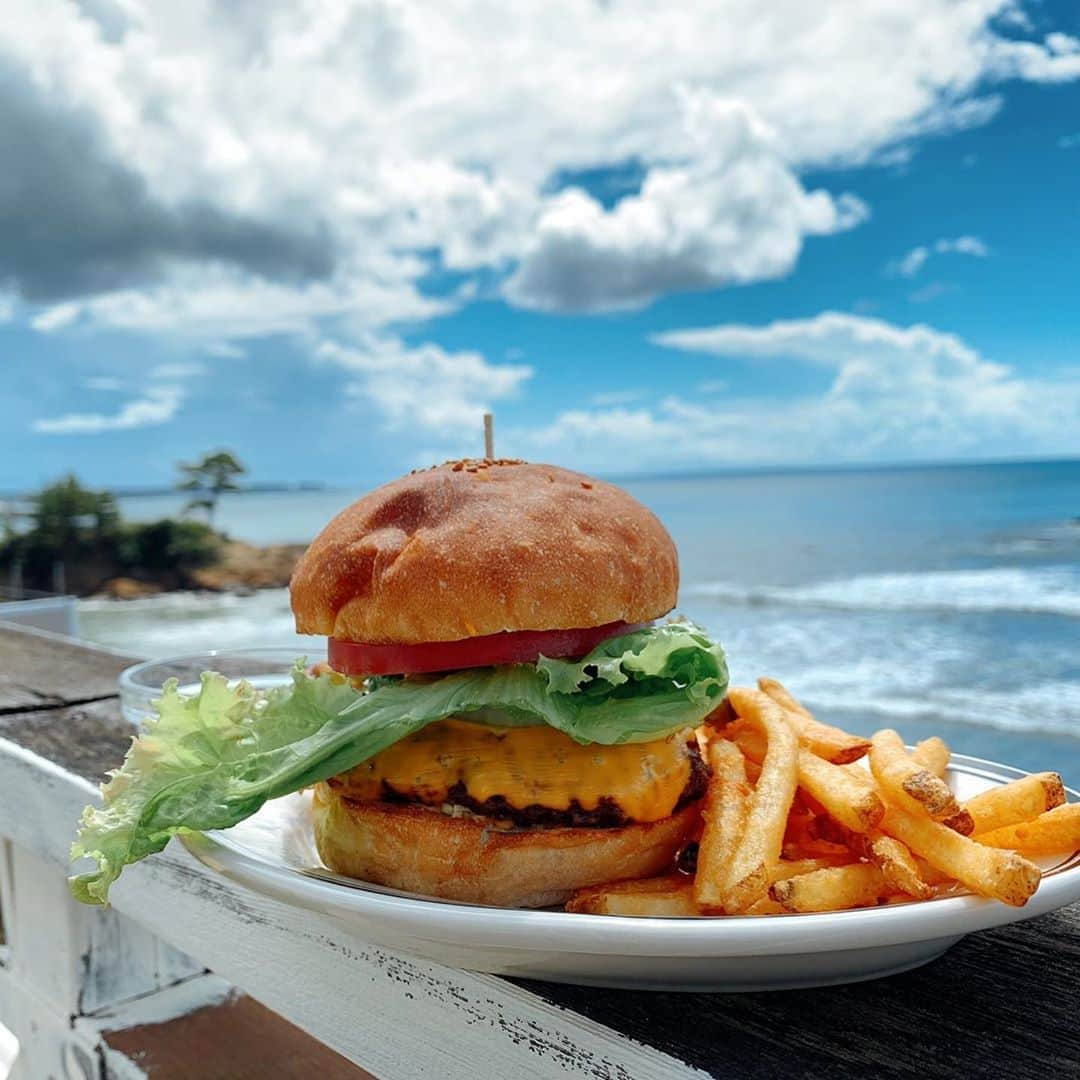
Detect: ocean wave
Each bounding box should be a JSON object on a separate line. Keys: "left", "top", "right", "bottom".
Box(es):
{"left": 708, "top": 610, "right": 1079, "bottom": 742}
{"left": 77, "top": 588, "right": 320, "bottom": 657}
{"left": 684, "top": 564, "right": 1080, "bottom": 617}
{"left": 792, "top": 681, "right": 1080, "bottom": 739}
{"left": 980, "top": 520, "right": 1080, "bottom": 558}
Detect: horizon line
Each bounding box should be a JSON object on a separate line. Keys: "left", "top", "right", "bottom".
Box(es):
{"left": 4, "top": 452, "right": 1078, "bottom": 501}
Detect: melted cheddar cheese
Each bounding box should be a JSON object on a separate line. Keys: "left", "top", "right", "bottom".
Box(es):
{"left": 333, "top": 718, "right": 693, "bottom": 822}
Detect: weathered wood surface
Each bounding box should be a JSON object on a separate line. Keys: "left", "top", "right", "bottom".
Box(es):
{"left": 0, "top": 698, "right": 132, "bottom": 780}
{"left": 522, "top": 903, "right": 1080, "bottom": 1077}
{"left": 0, "top": 621, "right": 136, "bottom": 712}
{"left": 1, "top": 624, "right": 1078, "bottom": 1079}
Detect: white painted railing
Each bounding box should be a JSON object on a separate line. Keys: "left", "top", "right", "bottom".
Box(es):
{"left": 0, "top": 741, "right": 696, "bottom": 1079}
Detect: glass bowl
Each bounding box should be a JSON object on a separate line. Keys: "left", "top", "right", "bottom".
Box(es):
{"left": 118, "top": 646, "right": 321, "bottom": 726}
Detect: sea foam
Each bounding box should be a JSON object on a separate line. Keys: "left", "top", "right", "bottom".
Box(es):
{"left": 684, "top": 564, "right": 1080, "bottom": 618}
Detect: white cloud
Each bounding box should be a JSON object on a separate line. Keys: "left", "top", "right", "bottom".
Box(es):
{"left": 33, "top": 360, "right": 202, "bottom": 436}
{"left": 0, "top": 2, "right": 1077, "bottom": 331}
{"left": 316, "top": 337, "right": 532, "bottom": 435}
{"left": 908, "top": 281, "right": 955, "bottom": 304}
{"left": 995, "top": 3, "right": 1034, "bottom": 32}
{"left": 528, "top": 406, "right": 676, "bottom": 455}
{"left": 987, "top": 31, "right": 1080, "bottom": 83}
{"left": 906, "top": 95, "right": 1004, "bottom": 140}
{"left": 203, "top": 341, "right": 246, "bottom": 359}
{"left": 37, "top": 261, "right": 451, "bottom": 342}
{"left": 892, "top": 247, "right": 931, "bottom": 278}
{"left": 504, "top": 96, "right": 868, "bottom": 312}
{"left": 82, "top": 376, "right": 124, "bottom": 392}
{"left": 31, "top": 302, "right": 81, "bottom": 332}
{"left": 33, "top": 385, "right": 184, "bottom": 434}
{"left": 653, "top": 311, "right": 990, "bottom": 369}
{"left": 590, "top": 389, "right": 649, "bottom": 407}
{"left": 514, "top": 312, "right": 1079, "bottom": 470}
{"left": 149, "top": 362, "right": 206, "bottom": 380}
{"left": 887, "top": 235, "right": 990, "bottom": 277}
{"left": 938, "top": 236, "right": 990, "bottom": 257}
{"left": 1059, "top": 133, "right": 1080, "bottom": 149}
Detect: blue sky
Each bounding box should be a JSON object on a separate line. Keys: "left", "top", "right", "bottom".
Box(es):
{"left": 3, "top": 1, "right": 1080, "bottom": 491}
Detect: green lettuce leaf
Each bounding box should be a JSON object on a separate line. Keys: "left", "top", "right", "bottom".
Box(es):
{"left": 71, "top": 623, "right": 727, "bottom": 904}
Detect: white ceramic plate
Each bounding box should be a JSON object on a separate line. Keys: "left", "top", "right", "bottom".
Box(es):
{"left": 181, "top": 754, "right": 1080, "bottom": 991}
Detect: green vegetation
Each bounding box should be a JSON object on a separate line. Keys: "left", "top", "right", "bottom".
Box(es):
{"left": 32, "top": 474, "right": 120, "bottom": 548}
{"left": 176, "top": 450, "right": 246, "bottom": 524}
{"left": 115, "top": 517, "right": 221, "bottom": 573}
{"left": 1, "top": 472, "right": 223, "bottom": 596}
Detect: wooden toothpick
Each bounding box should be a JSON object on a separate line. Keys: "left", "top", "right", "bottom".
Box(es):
{"left": 483, "top": 412, "right": 494, "bottom": 459}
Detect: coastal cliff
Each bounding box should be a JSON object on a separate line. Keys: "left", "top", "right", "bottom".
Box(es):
{"left": 95, "top": 541, "right": 306, "bottom": 599}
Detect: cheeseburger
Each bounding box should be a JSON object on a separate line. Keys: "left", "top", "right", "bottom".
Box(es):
{"left": 70, "top": 459, "right": 728, "bottom": 909}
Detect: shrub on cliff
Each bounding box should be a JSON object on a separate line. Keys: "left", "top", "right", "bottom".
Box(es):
{"left": 0, "top": 476, "right": 121, "bottom": 593}
{"left": 1, "top": 476, "right": 223, "bottom": 595}
{"left": 28, "top": 474, "right": 121, "bottom": 550}
{"left": 116, "top": 518, "right": 221, "bottom": 574}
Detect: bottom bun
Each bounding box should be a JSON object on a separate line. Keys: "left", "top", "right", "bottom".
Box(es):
{"left": 311, "top": 782, "right": 701, "bottom": 908}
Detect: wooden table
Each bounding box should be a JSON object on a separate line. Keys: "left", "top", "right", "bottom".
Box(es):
{"left": 0, "top": 623, "right": 1076, "bottom": 1079}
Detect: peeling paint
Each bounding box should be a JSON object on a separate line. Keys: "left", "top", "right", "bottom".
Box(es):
{"left": 84, "top": 976, "right": 236, "bottom": 1033}
{"left": 311, "top": 935, "right": 639, "bottom": 1080}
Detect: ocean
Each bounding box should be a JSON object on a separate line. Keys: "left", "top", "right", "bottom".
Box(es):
{"left": 78, "top": 460, "right": 1080, "bottom": 779}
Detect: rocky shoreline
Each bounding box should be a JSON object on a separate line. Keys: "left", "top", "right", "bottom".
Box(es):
{"left": 94, "top": 541, "right": 307, "bottom": 599}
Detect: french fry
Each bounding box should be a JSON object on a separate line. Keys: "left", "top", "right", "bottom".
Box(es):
{"left": 867, "top": 833, "right": 934, "bottom": 900}
{"left": 906, "top": 744, "right": 978, "bottom": 836}
{"left": 771, "top": 857, "right": 850, "bottom": 881}
{"left": 800, "top": 816, "right": 859, "bottom": 856}
{"left": 797, "top": 749, "right": 884, "bottom": 833}
{"left": 911, "top": 736, "right": 950, "bottom": 779}
{"left": 571, "top": 675, "right": 1061, "bottom": 919}
{"left": 880, "top": 804, "right": 1041, "bottom": 907}
{"left": 703, "top": 696, "right": 739, "bottom": 731}
{"left": 730, "top": 725, "right": 884, "bottom": 833}
{"left": 712, "top": 688, "right": 799, "bottom": 913}
{"left": 870, "top": 729, "right": 966, "bottom": 823}
{"left": 566, "top": 875, "right": 697, "bottom": 916}
{"left": 824, "top": 823, "right": 934, "bottom": 900}
{"left": 784, "top": 812, "right": 851, "bottom": 859}
{"left": 912, "top": 856, "right": 955, "bottom": 888}
{"left": 694, "top": 739, "right": 752, "bottom": 910}
{"left": 964, "top": 773, "right": 1066, "bottom": 836}
{"left": 973, "top": 803, "right": 1080, "bottom": 855}
{"left": 741, "top": 896, "right": 786, "bottom": 916}
{"left": 940, "top": 810, "right": 976, "bottom": 836}
{"left": 757, "top": 677, "right": 871, "bottom": 763}
{"left": 770, "top": 863, "right": 888, "bottom": 913}
{"left": 912, "top": 736, "right": 974, "bottom": 831}
{"left": 811, "top": 814, "right": 933, "bottom": 899}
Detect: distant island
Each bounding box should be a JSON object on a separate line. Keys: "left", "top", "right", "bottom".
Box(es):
{"left": 0, "top": 452, "right": 307, "bottom": 600}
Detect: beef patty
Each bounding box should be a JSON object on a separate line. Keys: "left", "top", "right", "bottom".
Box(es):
{"left": 350, "top": 737, "right": 710, "bottom": 829}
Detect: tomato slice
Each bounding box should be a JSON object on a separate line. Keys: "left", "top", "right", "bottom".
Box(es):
{"left": 328, "top": 620, "right": 642, "bottom": 676}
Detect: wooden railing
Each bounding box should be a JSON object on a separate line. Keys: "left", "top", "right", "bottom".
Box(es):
{"left": 0, "top": 622, "right": 1077, "bottom": 1078}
